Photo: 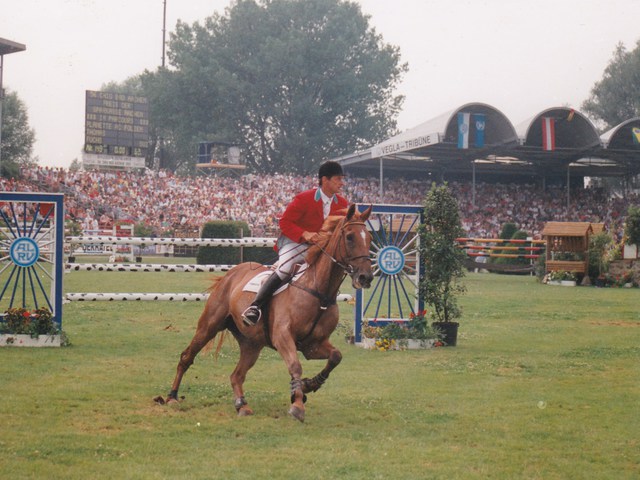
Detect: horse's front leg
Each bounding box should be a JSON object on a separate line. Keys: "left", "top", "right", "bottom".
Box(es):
{"left": 301, "top": 340, "right": 342, "bottom": 394}
{"left": 273, "top": 337, "right": 306, "bottom": 422}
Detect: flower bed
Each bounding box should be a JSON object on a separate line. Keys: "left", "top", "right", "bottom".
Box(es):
{"left": 0, "top": 334, "right": 61, "bottom": 347}
{"left": 0, "top": 307, "right": 63, "bottom": 348}
{"left": 360, "top": 311, "right": 444, "bottom": 351}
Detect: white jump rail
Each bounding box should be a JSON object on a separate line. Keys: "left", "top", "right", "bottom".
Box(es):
{"left": 65, "top": 263, "right": 236, "bottom": 272}
{"left": 66, "top": 236, "right": 276, "bottom": 247}
{"left": 65, "top": 292, "right": 354, "bottom": 302}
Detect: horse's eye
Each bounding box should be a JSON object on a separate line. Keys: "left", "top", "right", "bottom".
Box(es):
{"left": 346, "top": 233, "right": 355, "bottom": 242}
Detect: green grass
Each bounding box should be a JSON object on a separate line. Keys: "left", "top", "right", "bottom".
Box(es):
{"left": 1, "top": 270, "right": 639, "bottom": 479}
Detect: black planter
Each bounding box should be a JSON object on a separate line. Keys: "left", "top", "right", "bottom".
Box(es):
{"left": 432, "top": 321, "right": 459, "bottom": 346}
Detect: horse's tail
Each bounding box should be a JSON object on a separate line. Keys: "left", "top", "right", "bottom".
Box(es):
{"left": 206, "top": 275, "right": 224, "bottom": 293}
{"left": 202, "top": 330, "right": 227, "bottom": 361}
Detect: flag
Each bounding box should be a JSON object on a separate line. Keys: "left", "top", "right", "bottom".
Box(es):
{"left": 474, "top": 113, "right": 486, "bottom": 147}
{"left": 457, "top": 112, "right": 470, "bottom": 149}
{"left": 542, "top": 117, "right": 555, "bottom": 151}
{"left": 632, "top": 127, "right": 640, "bottom": 145}
{"left": 567, "top": 109, "right": 575, "bottom": 122}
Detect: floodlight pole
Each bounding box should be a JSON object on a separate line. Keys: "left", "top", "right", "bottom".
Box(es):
{"left": 0, "top": 38, "right": 27, "bottom": 176}
{"left": 162, "top": 0, "right": 167, "bottom": 67}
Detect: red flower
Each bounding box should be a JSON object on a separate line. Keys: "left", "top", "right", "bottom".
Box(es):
{"left": 22, "top": 311, "right": 31, "bottom": 318}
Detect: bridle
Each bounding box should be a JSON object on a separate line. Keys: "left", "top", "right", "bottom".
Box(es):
{"left": 315, "top": 219, "right": 371, "bottom": 275}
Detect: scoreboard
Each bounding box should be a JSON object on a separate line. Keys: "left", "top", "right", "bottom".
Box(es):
{"left": 84, "top": 90, "right": 149, "bottom": 158}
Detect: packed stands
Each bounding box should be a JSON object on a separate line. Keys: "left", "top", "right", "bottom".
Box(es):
{"left": 3, "top": 166, "right": 635, "bottom": 240}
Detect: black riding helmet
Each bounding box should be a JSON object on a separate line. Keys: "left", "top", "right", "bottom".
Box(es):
{"left": 318, "top": 161, "right": 344, "bottom": 180}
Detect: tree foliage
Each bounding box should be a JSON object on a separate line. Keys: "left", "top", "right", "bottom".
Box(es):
{"left": 1, "top": 90, "right": 36, "bottom": 177}
{"left": 110, "top": 0, "right": 405, "bottom": 174}
{"left": 582, "top": 40, "right": 640, "bottom": 129}
{"left": 418, "top": 183, "right": 466, "bottom": 323}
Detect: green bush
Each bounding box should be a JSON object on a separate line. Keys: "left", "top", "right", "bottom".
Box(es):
{"left": 624, "top": 205, "right": 640, "bottom": 245}
{"left": 588, "top": 231, "right": 613, "bottom": 281}
{"left": 196, "top": 221, "right": 275, "bottom": 265}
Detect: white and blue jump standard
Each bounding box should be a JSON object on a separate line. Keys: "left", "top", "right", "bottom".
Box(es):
{"left": 354, "top": 204, "right": 424, "bottom": 343}
{"left": 0, "top": 192, "right": 64, "bottom": 330}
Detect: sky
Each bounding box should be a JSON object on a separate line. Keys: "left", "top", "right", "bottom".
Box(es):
{"left": 1, "top": 0, "right": 639, "bottom": 169}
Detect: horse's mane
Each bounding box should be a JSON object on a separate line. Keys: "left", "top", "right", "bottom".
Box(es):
{"left": 305, "top": 215, "right": 345, "bottom": 266}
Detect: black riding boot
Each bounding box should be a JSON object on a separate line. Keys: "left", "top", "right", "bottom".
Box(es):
{"left": 242, "top": 272, "right": 286, "bottom": 325}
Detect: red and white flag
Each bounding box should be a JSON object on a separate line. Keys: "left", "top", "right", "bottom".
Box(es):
{"left": 542, "top": 117, "right": 555, "bottom": 151}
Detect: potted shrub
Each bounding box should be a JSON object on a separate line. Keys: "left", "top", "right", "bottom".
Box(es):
{"left": 418, "top": 183, "right": 466, "bottom": 346}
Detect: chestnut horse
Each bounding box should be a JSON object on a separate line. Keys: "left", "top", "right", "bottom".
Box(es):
{"left": 155, "top": 204, "right": 373, "bottom": 422}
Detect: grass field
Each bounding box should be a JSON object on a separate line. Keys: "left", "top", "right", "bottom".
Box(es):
{"left": 1, "top": 268, "right": 639, "bottom": 479}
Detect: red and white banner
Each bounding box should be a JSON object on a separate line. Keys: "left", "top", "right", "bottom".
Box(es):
{"left": 542, "top": 117, "right": 555, "bottom": 151}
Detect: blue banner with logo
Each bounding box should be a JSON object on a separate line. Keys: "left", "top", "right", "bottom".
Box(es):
{"left": 457, "top": 112, "right": 470, "bottom": 149}
{"left": 474, "top": 113, "right": 486, "bottom": 147}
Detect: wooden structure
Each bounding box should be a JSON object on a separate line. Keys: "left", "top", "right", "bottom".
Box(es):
{"left": 541, "top": 222, "right": 593, "bottom": 275}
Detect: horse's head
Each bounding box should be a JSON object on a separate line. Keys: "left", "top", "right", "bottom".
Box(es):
{"left": 335, "top": 204, "right": 374, "bottom": 289}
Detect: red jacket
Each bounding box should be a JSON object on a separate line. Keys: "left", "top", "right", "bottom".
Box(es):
{"left": 278, "top": 188, "right": 349, "bottom": 244}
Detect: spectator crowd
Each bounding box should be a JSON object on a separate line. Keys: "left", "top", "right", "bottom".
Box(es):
{"left": 2, "top": 166, "right": 636, "bottom": 240}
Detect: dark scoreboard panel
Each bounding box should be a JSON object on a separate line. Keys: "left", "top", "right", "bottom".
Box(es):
{"left": 84, "top": 90, "right": 149, "bottom": 157}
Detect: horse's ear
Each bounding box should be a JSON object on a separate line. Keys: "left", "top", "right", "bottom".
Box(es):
{"left": 346, "top": 204, "right": 356, "bottom": 220}
{"left": 360, "top": 204, "right": 372, "bottom": 221}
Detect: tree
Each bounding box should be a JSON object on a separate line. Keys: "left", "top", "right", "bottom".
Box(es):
{"left": 154, "top": 0, "right": 405, "bottom": 174}
{"left": 582, "top": 40, "right": 640, "bottom": 129}
{"left": 1, "top": 89, "right": 36, "bottom": 177}
{"left": 418, "top": 183, "right": 466, "bottom": 324}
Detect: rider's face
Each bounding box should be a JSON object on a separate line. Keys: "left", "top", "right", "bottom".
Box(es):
{"left": 322, "top": 175, "right": 345, "bottom": 197}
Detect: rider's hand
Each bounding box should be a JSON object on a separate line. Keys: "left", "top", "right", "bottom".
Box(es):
{"left": 301, "top": 231, "right": 319, "bottom": 244}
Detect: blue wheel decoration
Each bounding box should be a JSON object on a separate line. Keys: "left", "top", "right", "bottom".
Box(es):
{"left": 354, "top": 204, "right": 424, "bottom": 342}
{"left": 0, "top": 193, "right": 64, "bottom": 328}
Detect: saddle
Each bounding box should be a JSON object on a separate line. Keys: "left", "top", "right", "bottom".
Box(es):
{"left": 242, "top": 265, "right": 306, "bottom": 295}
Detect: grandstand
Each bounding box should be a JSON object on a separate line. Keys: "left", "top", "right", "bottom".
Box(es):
{"left": 4, "top": 165, "right": 636, "bottom": 242}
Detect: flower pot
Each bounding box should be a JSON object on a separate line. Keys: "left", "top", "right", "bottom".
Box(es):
{"left": 560, "top": 280, "right": 576, "bottom": 287}
{"left": 432, "top": 321, "right": 459, "bottom": 346}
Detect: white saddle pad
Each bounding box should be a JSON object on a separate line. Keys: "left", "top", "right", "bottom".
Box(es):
{"left": 242, "top": 266, "right": 306, "bottom": 295}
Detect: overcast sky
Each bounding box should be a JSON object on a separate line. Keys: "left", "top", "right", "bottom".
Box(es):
{"left": 1, "top": 0, "right": 639, "bottom": 169}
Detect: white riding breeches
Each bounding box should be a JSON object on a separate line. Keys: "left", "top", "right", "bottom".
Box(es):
{"left": 274, "top": 237, "right": 308, "bottom": 280}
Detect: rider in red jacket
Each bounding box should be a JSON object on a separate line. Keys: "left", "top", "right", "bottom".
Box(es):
{"left": 242, "top": 161, "right": 349, "bottom": 325}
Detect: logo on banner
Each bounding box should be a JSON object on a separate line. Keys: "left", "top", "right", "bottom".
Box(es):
{"left": 378, "top": 246, "right": 405, "bottom": 275}
{"left": 10, "top": 237, "right": 40, "bottom": 267}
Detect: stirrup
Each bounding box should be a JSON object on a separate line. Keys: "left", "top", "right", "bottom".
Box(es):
{"left": 241, "top": 305, "right": 262, "bottom": 326}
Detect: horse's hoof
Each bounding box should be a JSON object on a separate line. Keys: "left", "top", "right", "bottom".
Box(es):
{"left": 288, "top": 405, "right": 305, "bottom": 423}
{"left": 237, "top": 406, "right": 254, "bottom": 417}
{"left": 165, "top": 397, "right": 180, "bottom": 405}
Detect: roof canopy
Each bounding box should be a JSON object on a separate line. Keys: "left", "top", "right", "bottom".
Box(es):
{"left": 0, "top": 37, "right": 26, "bottom": 56}
{"left": 541, "top": 222, "right": 593, "bottom": 237}
{"left": 334, "top": 103, "right": 640, "bottom": 180}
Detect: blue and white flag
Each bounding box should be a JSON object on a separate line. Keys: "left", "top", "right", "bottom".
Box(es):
{"left": 474, "top": 113, "right": 486, "bottom": 148}
{"left": 457, "top": 112, "right": 470, "bottom": 149}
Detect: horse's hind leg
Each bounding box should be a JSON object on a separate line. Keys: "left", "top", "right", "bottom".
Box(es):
{"left": 229, "top": 340, "right": 261, "bottom": 416}
{"left": 301, "top": 340, "right": 342, "bottom": 395}
{"left": 159, "top": 307, "right": 227, "bottom": 404}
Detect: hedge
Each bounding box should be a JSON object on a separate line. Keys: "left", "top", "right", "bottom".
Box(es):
{"left": 196, "top": 220, "right": 275, "bottom": 265}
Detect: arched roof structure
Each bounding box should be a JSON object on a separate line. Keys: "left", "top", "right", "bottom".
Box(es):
{"left": 333, "top": 103, "right": 640, "bottom": 182}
